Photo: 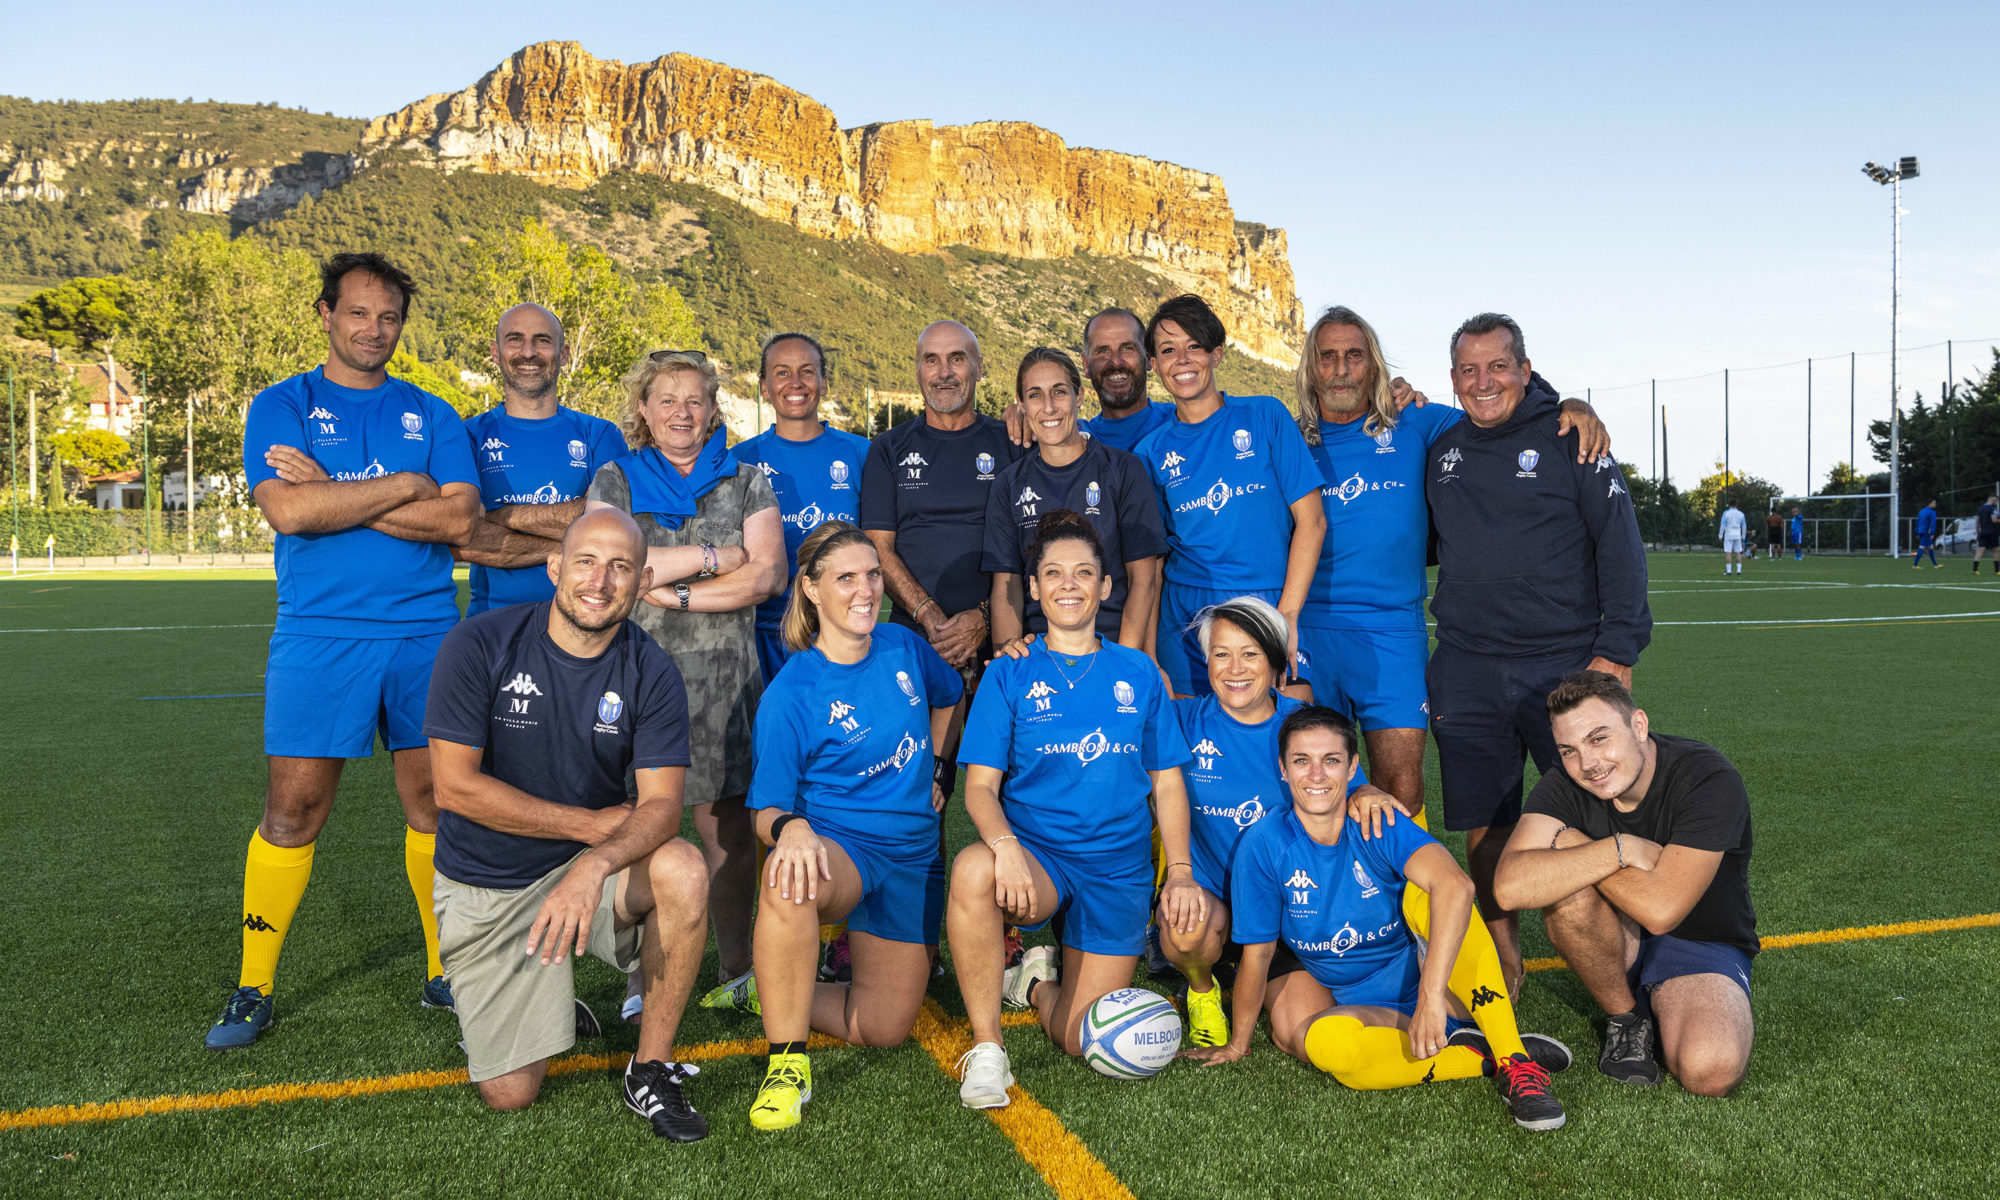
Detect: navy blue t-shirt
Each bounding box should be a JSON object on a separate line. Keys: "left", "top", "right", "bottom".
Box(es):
{"left": 424, "top": 602, "right": 692, "bottom": 889}
{"left": 861, "top": 414, "right": 1023, "bottom": 621}
{"left": 243, "top": 367, "right": 479, "bottom": 639}
{"left": 463, "top": 405, "right": 626, "bottom": 614}
{"left": 980, "top": 438, "right": 1165, "bottom": 636}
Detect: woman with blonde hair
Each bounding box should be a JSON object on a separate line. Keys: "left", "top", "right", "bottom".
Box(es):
{"left": 587, "top": 349, "right": 786, "bottom": 1016}
{"left": 742, "top": 521, "right": 963, "bottom": 1129}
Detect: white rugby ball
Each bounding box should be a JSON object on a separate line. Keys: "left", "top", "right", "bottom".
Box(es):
{"left": 1078, "top": 987, "right": 1182, "bottom": 1079}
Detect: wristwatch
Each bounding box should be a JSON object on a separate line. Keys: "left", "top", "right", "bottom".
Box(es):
{"left": 673, "top": 582, "right": 691, "bottom": 610}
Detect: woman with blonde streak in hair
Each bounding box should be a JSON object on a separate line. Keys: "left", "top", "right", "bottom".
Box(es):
{"left": 586, "top": 349, "right": 787, "bottom": 1020}
{"left": 740, "top": 522, "right": 965, "bottom": 1131}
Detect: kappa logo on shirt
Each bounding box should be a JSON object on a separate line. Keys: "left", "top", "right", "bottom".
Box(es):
{"left": 1609, "top": 477, "right": 1627, "bottom": 497}
{"left": 1437, "top": 446, "right": 1463, "bottom": 480}
{"left": 1025, "top": 679, "right": 1057, "bottom": 712}
{"left": 1160, "top": 450, "right": 1187, "bottom": 479}
{"left": 1016, "top": 485, "right": 1042, "bottom": 517}
{"left": 308, "top": 406, "right": 340, "bottom": 437}
{"left": 828, "top": 700, "right": 859, "bottom": 733}
{"left": 899, "top": 451, "right": 927, "bottom": 481}
{"left": 1284, "top": 868, "right": 1319, "bottom": 905}
{"left": 1352, "top": 860, "right": 1381, "bottom": 898}
{"left": 500, "top": 672, "right": 543, "bottom": 715}
{"left": 1191, "top": 737, "right": 1222, "bottom": 771}
{"left": 756, "top": 460, "right": 779, "bottom": 478}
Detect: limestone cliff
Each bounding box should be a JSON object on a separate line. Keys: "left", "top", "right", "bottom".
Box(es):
{"left": 178, "top": 153, "right": 358, "bottom": 222}
{"left": 364, "top": 41, "right": 1304, "bottom": 363}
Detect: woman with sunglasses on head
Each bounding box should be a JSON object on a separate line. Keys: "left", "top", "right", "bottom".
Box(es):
{"left": 587, "top": 349, "right": 786, "bottom": 1018}
{"left": 946, "top": 509, "right": 1202, "bottom": 1109}
{"left": 741, "top": 521, "right": 963, "bottom": 1130}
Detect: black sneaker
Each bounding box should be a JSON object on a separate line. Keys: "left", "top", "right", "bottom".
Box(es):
{"left": 1494, "top": 1054, "right": 1566, "bottom": 1131}
{"left": 1448, "top": 1027, "right": 1574, "bottom": 1073}
{"left": 1599, "top": 1010, "right": 1662, "bottom": 1086}
{"left": 574, "top": 998, "right": 602, "bottom": 1040}
{"left": 624, "top": 1058, "right": 709, "bottom": 1142}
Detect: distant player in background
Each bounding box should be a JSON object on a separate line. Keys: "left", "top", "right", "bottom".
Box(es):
{"left": 1764, "top": 508, "right": 1783, "bottom": 560}
{"left": 1200, "top": 705, "right": 1572, "bottom": 1132}
{"left": 1912, "top": 498, "right": 1941, "bottom": 568}
{"left": 1718, "top": 498, "right": 1747, "bottom": 576}
{"left": 210, "top": 252, "right": 480, "bottom": 1050}
{"left": 1495, "top": 671, "right": 1757, "bottom": 1097}
{"left": 459, "top": 304, "right": 625, "bottom": 614}
{"left": 1975, "top": 495, "right": 2000, "bottom": 574}
{"left": 731, "top": 332, "right": 872, "bottom": 682}
{"left": 1788, "top": 508, "right": 1805, "bottom": 560}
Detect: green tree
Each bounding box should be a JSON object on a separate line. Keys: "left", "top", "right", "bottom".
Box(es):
{"left": 1689, "top": 466, "right": 1783, "bottom": 529}
{"left": 458, "top": 219, "right": 704, "bottom": 419}
{"left": 48, "top": 429, "right": 134, "bottom": 476}
{"left": 119, "top": 231, "right": 321, "bottom": 495}
{"left": 388, "top": 345, "right": 486, "bottom": 418}
{"left": 14, "top": 276, "right": 133, "bottom": 352}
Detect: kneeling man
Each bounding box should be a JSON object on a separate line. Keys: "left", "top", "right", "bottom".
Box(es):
{"left": 426, "top": 507, "right": 712, "bottom": 1138}
{"left": 1494, "top": 671, "right": 1756, "bottom": 1097}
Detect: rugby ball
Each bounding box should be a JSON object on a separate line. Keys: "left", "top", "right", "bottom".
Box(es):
{"left": 1078, "top": 987, "right": 1182, "bottom": 1079}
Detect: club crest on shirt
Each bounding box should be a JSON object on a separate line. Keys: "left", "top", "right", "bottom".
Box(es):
{"left": 1232, "top": 429, "right": 1254, "bottom": 458}
{"left": 896, "top": 670, "right": 918, "bottom": 703}
{"left": 1085, "top": 481, "right": 1102, "bottom": 510}
{"left": 1373, "top": 428, "right": 1396, "bottom": 452}
{"left": 1352, "top": 860, "right": 1380, "bottom": 898}
{"left": 830, "top": 459, "right": 850, "bottom": 486}
{"left": 1516, "top": 449, "right": 1540, "bottom": 477}
{"left": 401, "top": 411, "right": 424, "bottom": 439}
{"left": 595, "top": 691, "right": 624, "bottom": 732}
{"left": 568, "top": 439, "right": 589, "bottom": 467}
{"left": 976, "top": 452, "right": 996, "bottom": 478}
{"left": 1113, "top": 680, "right": 1136, "bottom": 711}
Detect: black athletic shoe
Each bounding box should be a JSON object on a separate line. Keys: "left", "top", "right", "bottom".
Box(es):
{"left": 574, "top": 998, "right": 602, "bottom": 1040}
{"left": 624, "top": 1058, "right": 709, "bottom": 1142}
{"left": 1448, "top": 1027, "right": 1574, "bottom": 1074}
{"left": 1494, "top": 1054, "right": 1566, "bottom": 1131}
{"left": 1599, "top": 1011, "right": 1662, "bottom": 1086}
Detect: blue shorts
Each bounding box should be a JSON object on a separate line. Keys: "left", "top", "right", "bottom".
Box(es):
{"left": 824, "top": 830, "right": 944, "bottom": 947}
{"left": 1015, "top": 837, "right": 1152, "bottom": 956}
{"left": 1297, "top": 624, "right": 1431, "bottom": 732}
{"left": 265, "top": 632, "right": 445, "bottom": 758}
{"left": 1426, "top": 644, "right": 1586, "bottom": 832}
{"left": 1629, "top": 933, "right": 1754, "bottom": 1006}
{"left": 756, "top": 626, "right": 791, "bottom": 686}
{"left": 1157, "top": 582, "right": 1283, "bottom": 696}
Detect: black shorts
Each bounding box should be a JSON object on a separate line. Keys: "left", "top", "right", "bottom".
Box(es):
{"left": 1266, "top": 941, "right": 1305, "bottom": 981}
{"left": 1426, "top": 644, "right": 1585, "bottom": 832}
{"left": 1979, "top": 533, "right": 1999, "bottom": 550}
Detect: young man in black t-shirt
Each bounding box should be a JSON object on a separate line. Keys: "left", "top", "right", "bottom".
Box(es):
{"left": 424, "top": 508, "right": 712, "bottom": 1140}
{"left": 1494, "top": 671, "right": 1756, "bottom": 1097}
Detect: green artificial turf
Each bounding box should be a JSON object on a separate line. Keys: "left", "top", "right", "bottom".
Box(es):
{"left": 1, "top": 557, "right": 1994, "bottom": 1198}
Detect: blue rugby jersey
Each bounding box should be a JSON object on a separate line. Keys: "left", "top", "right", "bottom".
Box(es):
{"left": 243, "top": 367, "right": 478, "bottom": 638}
{"left": 1081, "top": 400, "right": 1176, "bottom": 454}
{"left": 464, "top": 405, "right": 625, "bottom": 614}
{"left": 733, "top": 422, "right": 873, "bottom": 635}
{"left": 1303, "top": 404, "right": 1464, "bottom": 632}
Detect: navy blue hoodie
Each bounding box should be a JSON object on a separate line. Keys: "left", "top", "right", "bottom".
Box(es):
{"left": 1424, "top": 375, "right": 1651, "bottom": 665}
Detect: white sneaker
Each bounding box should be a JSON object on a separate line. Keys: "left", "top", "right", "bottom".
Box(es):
{"left": 1002, "top": 944, "right": 1057, "bottom": 1010}
{"left": 957, "top": 1041, "right": 1014, "bottom": 1109}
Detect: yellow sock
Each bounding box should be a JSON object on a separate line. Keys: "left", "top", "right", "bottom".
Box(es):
{"left": 404, "top": 828, "right": 443, "bottom": 980}
{"left": 238, "top": 831, "right": 314, "bottom": 995}
{"left": 1303, "top": 1014, "right": 1484, "bottom": 1089}
{"left": 1402, "top": 885, "right": 1528, "bottom": 1061}
{"left": 1410, "top": 804, "right": 1430, "bottom": 832}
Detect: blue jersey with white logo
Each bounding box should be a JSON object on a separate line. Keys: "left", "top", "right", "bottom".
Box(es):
{"left": 861, "top": 414, "right": 1024, "bottom": 621}
{"left": 1135, "top": 394, "right": 1322, "bottom": 591}
{"left": 981, "top": 438, "right": 1166, "bottom": 636}
{"left": 243, "top": 367, "right": 479, "bottom": 638}
{"left": 1305, "top": 404, "right": 1464, "bottom": 631}
{"left": 1081, "top": 401, "right": 1176, "bottom": 454}
{"left": 733, "top": 423, "right": 873, "bottom": 634}
{"left": 959, "top": 639, "right": 1189, "bottom": 860}
{"left": 423, "top": 602, "right": 692, "bottom": 889}
{"left": 750, "top": 623, "right": 963, "bottom": 857}
{"left": 464, "top": 405, "right": 626, "bottom": 614}
{"left": 1232, "top": 804, "right": 1435, "bottom": 994}
{"left": 1177, "top": 693, "right": 1369, "bottom": 895}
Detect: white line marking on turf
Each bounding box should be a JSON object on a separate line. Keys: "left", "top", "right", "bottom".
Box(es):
{"left": 1655, "top": 610, "right": 2000, "bottom": 626}
{"left": 0, "top": 628, "right": 274, "bottom": 636}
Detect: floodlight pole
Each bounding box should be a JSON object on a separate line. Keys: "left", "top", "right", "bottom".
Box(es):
{"left": 8, "top": 366, "right": 16, "bottom": 572}
{"left": 1889, "top": 169, "right": 1901, "bottom": 559}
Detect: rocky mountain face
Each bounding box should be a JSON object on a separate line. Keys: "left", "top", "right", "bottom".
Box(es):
{"left": 364, "top": 42, "right": 1304, "bottom": 363}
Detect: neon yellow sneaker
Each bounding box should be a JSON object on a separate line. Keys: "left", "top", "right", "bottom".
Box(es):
{"left": 1183, "top": 980, "right": 1230, "bottom": 1048}
{"left": 698, "top": 971, "right": 760, "bottom": 1015}
{"left": 748, "top": 1052, "right": 811, "bottom": 1131}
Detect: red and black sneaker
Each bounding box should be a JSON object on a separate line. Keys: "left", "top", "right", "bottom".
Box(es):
{"left": 819, "top": 931, "right": 852, "bottom": 984}
{"left": 1493, "top": 1053, "right": 1566, "bottom": 1132}
{"left": 1004, "top": 927, "right": 1025, "bottom": 970}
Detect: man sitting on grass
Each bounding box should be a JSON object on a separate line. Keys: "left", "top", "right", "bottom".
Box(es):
{"left": 424, "top": 508, "right": 712, "bottom": 1139}
{"left": 1494, "top": 671, "right": 1757, "bottom": 1097}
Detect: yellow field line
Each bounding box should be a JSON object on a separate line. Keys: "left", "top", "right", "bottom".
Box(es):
{"left": 910, "top": 998, "right": 1135, "bottom": 1200}
{"left": 7, "top": 912, "right": 1994, "bottom": 1136}
{"left": 1522, "top": 910, "right": 1999, "bottom": 974}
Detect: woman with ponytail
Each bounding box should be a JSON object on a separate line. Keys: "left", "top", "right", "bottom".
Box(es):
{"left": 740, "top": 521, "right": 964, "bottom": 1131}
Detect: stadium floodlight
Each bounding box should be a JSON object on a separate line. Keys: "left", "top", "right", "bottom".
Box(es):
{"left": 1861, "top": 155, "right": 1918, "bottom": 558}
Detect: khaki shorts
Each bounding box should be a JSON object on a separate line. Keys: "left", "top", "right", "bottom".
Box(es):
{"left": 435, "top": 855, "right": 640, "bottom": 1083}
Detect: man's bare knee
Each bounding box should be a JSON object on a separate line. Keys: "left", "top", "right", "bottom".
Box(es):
{"left": 646, "top": 838, "right": 708, "bottom": 918}
{"left": 475, "top": 1067, "right": 545, "bottom": 1111}
{"left": 1671, "top": 1046, "right": 1747, "bottom": 1097}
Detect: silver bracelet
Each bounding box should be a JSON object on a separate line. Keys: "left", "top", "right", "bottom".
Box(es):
{"left": 1614, "top": 832, "right": 1626, "bottom": 869}
{"left": 989, "top": 834, "right": 1018, "bottom": 850}
{"left": 1550, "top": 825, "right": 1571, "bottom": 850}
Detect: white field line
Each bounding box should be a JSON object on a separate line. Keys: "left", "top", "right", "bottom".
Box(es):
{"left": 0, "top": 623, "right": 273, "bottom": 634}
{"left": 1654, "top": 610, "right": 2000, "bottom": 626}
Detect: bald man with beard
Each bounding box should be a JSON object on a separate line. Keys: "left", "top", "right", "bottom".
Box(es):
{"left": 458, "top": 303, "right": 628, "bottom": 614}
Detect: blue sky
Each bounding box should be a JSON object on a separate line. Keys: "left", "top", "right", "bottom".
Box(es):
{"left": 11, "top": 1, "right": 1998, "bottom": 492}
